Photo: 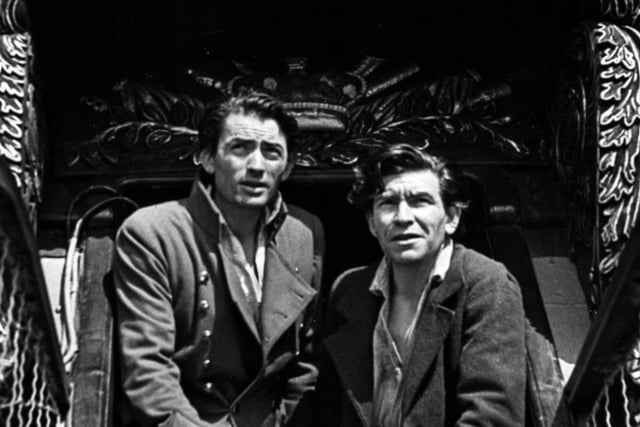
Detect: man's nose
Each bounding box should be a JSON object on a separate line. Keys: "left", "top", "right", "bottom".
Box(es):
{"left": 246, "top": 150, "right": 266, "bottom": 172}
{"left": 393, "top": 200, "right": 413, "bottom": 223}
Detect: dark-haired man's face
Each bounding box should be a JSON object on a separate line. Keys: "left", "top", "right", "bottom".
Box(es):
{"left": 201, "top": 112, "right": 292, "bottom": 211}
{"left": 367, "top": 169, "right": 461, "bottom": 266}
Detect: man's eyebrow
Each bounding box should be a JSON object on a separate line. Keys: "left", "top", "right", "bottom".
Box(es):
{"left": 262, "top": 140, "right": 284, "bottom": 148}
{"left": 377, "top": 189, "right": 432, "bottom": 198}
{"left": 376, "top": 191, "right": 400, "bottom": 199}
{"left": 228, "top": 137, "right": 254, "bottom": 143}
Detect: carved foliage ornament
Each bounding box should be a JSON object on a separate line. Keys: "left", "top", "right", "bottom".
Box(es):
{"left": 597, "top": 24, "right": 640, "bottom": 275}
{"left": 0, "top": 32, "right": 38, "bottom": 224}
{"left": 556, "top": 22, "right": 640, "bottom": 310}
{"left": 595, "top": 0, "right": 640, "bottom": 26}
{"left": 61, "top": 57, "right": 533, "bottom": 173}
{"left": 64, "top": 80, "right": 202, "bottom": 172}
{"left": 0, "top": 0, "right": 26, "bottom": 35}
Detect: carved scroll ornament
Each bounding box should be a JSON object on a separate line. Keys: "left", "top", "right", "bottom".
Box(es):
{"left": 0, "top": 0, "right": 26, "bottom": 34}
{"left": 591, "top": 0, "right": 640, "bottom": 26}
{"left": 60, "top": 57, "right": 534, "bottom": 174}
{"left": 555, "top": 22, "right": 640, "bottom": 311}
{"left": 0, "top": 32, "right": 39, "bottom": 224}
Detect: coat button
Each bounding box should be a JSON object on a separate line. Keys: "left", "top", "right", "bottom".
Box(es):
{"left": 231, "top": 403, "right": 239, "bottom": 414}
{"left": 203, "top": 358, "right": 211, "bottom": 368}
{"left": 199, "top": 300, "right": 210, "bottom": 311}
{"left": 202, "top": 329, "right": 212, "bottom": 340}
{"left": 199, "top": 271, "right": 208, "bottom": 284}
{"left": 204, "top": 382, "right": 213, "bottom": 392}
{"left": 294, "top": 267, "right": 299, "bottom": 273}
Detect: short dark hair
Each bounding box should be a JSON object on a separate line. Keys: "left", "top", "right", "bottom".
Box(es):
{"left": 198, "top": 89, "right": 299, "bottom": 154}
{"left": 347, "top": 143, "right": 470, "bottom": 212}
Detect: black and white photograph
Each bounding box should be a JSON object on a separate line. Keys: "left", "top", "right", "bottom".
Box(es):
{"left": 2, "top": 1, "right": 640, "bottom": 426}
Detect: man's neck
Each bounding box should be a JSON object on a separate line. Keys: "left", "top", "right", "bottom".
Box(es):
{"left": 390, "top": 259, "right": 435, "bottom": 302}
{"left": 213, "top": 194, "right": 262, "bottom": 248}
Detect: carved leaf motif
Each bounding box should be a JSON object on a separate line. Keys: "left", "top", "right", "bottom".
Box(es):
{"left": 595, "top": 23, "right": 640, "bottom": 276}
{"left": 109, "top": 106, "right": 136, "bottom": 124}
{"left": 171, "top": 102, "right": 189, "bottom": 126}
{"left": 344, "top": 70, "right": 527, "bottom": 158}
{"left": 146, "top": 129, "right": 172, "bottom": 148}
{"left": 120, "top": 126, "right": 140, "bottom": 150}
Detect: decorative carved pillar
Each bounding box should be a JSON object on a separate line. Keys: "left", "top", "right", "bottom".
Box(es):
{"left": 0, "top": 0, "right": 26, "bottom": 34}
{"left": 586, "top": 0, "right": 640, "bottom": 26}
{"left": 555, "top": 22, "right": 640, "bottom": 313}
{"left": 0, "top": 0, "right": 40, "bottom": 226}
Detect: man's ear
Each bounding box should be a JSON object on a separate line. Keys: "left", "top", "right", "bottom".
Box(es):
{"left": 366, "top": 211, "right": 378, "bottom": 238}
{"left": 445, "top": 206, "right": 462, "bottom": 236}
{"left": 199, "top": 149, "right": 216, "bottom": 174}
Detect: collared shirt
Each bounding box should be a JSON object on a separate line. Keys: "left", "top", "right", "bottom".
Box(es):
{"left": 369, "top": 239, "right": 454, "bottom": 427}
{"left": 202, "top": 182, "right": 283, "bottom": 307}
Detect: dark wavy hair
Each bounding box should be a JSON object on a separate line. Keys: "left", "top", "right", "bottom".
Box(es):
{"left": 198, "top": 89, "right": 299, "bottom": 154}
{"left": 348, "top": 144, "right": 470, "bottom": 213}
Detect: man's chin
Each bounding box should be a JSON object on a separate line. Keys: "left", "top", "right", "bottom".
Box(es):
{"left": 234, "top": 196, "right": 270, "bottom": 209}
{"left": 388, "top": 250, "right": 430, "bottom": 265}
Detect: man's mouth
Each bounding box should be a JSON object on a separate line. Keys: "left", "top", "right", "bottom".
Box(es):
{"left": 239, "top": 181, "right": 270, "bottom": 196}
{"left": 391, "top": 233, "right": 422, "bottom": 242}
{"left": 240, "top": 181, "right": 269, "bottom": 189}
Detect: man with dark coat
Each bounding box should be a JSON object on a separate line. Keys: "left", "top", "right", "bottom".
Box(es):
{"left": 310, "top": 144, "right": 525, "bottom": 426}
{"left": 113, "top": 91, "right": 324, "bottom": 427}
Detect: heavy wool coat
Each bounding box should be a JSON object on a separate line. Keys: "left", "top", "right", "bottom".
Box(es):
{"left": 113, "top": 181, "right": 324, "bottom": 427}
{"left": 310, "top": 244, "right": 526, "bottom": 427}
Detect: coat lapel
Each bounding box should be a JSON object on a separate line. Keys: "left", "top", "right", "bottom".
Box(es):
{"left": 185, "top": 181, "right": 265, "bottom": 344}
{"left": 401, "top": 272, "right": 462, "bottom": 414}
{"left": 324, "top": 285, "right": 382, "bottom": 427}
{"left": 260, "top": 245, "right": 316, "bottom": 357}
{"left": 218, "top": 249, "right": 262, "bottom": 343}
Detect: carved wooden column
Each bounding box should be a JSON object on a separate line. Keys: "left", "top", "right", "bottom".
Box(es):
{"left": 556, "top": 3, "right": 640, "bottom": 424}
{"left": 555, "top": 21, "right": 640, "bottom": 313}
{"left": 0, "top": 0, "right": 40, "bottom": 226}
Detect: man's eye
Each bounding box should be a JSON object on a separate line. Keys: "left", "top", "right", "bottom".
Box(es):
{"left": 409, "top": 196, "right": 433, "bottom": 206}
{"left": 375, "top": 198, "right": 395, "bottom": 207}
{"left": 262, "top": 146, "right": 284, "bottom": 159}
{"left": 230, "top": 142, "right": 250, "bottom": 154}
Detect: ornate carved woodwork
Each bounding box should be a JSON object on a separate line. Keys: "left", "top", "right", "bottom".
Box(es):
{"left": 58, "top": 58, "right": 536, "bottom": 176}
{"left": 0, "top": 159, "right": 69, "bottom": 424}
{"left": 0, "top": 0, "right": 26, "bottom": 35}
{"left": 555, "top": 22, "right": 640, "bottom": 312}
{"left": 588, "top": 0, "right": 640, "bottom": 26}
{"left": 0, "top": 32, "right": 39, "bottom": 224}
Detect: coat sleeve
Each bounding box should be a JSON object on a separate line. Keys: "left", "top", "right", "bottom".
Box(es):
{"left": 454, "top": 266, "right": 526, "bottom": 427}
{"left": 113, "top": 216, "right": 219, "bottom": 427}
{"left": 281, "top": 214, "right": 325, "bottom": 422}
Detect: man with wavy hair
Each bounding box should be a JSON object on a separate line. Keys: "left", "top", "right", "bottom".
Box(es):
{"left": 312, "top": 144, "right": 525, "bottom": 426}
{"left": 114, "top": 91, "right": 324, "bottom": 426}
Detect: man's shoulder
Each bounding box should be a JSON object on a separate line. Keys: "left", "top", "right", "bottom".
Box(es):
{"left": 120, "top": 199, "right": 190, "bottom": 236}
{"left": 452, "top": 243, "right": 504, "bottom": 271}
{"left": 285, "top": 204, "right": 322, "bottom": 229}
{"left": 281, "top": 203, "right": 324, "bottom": 243}
{"left": 452, "top": 244, "right": 520, "bottom": 294}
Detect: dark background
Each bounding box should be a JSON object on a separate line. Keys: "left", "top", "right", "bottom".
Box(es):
{"left": 28, "top": 1, "right": 581, "bottom": 127}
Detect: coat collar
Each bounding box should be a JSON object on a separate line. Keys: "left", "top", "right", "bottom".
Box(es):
{"left": 324, "top": 246, "right": 465, "bottom": 424}
{"left": 186, "top": 178, "right": 316, "bottom": 352}
{"left": 186, "top": 178, "right": 288, "bottom": 243}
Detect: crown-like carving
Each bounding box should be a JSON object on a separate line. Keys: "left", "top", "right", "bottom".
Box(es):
{"left": 58, "top": 57, "right": 534, "bottom": 174}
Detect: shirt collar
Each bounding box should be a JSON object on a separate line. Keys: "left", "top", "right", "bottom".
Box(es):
{"left": 369, "top": 238, "right": 454, "bottom": 299}
{"left": 196, "top": 179, "right": 285, "bottom": 237}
